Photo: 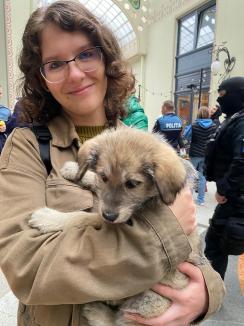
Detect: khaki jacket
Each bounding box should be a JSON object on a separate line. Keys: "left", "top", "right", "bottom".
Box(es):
{"left": 0, "top": 113, "right": 224, "bottom": 325}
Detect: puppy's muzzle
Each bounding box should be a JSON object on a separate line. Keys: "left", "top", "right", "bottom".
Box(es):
{"left": 102, "top": 210, "right": 119, "bottom": 222}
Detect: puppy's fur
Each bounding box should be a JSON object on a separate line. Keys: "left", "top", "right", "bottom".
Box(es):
{"left": 29, "top": 127, "right": 202, "bottom": 326}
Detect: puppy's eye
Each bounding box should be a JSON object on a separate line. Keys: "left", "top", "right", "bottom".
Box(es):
{"left": 125, "top": 179, "right": 141, "bottom": 189}
{"left": 99, "top": 173, "right": 108, "bottom": 183}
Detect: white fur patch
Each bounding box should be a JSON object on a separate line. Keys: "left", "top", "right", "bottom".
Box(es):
{"left": 29, "top": 207, "right": 69, "bottom": 233}
{"left": 60, "top": 161, "right": 79, "bottom": 180}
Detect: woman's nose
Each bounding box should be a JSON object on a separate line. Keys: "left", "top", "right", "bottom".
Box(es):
{"left": 66, "top": 61, "right": 86, "bottom": 81}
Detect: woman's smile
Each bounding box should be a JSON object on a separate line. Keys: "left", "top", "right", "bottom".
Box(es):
{"left": 68, "top": 83, "right": 94, "bottom": 96}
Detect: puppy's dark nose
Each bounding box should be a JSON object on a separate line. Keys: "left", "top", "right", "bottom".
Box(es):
{"left": 102, "top": 211, "right": 119, "bottom": 222}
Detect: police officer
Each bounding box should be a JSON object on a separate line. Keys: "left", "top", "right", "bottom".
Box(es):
{"left": 152, "top": 100, "right": 185, "bottom": 152}
{"left": 204, "top": 76, "right": 244, "bottom": 279}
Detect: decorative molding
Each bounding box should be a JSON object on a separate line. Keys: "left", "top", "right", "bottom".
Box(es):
{"left": 128, "top": 0, "right": 140, "bottom": 10}
{"left": 147, "top": 0, "right": 190, "bottom": 26}
{"left": 4, "top": 0, "right": 15, "bottom": 108}
{"left": 115, "top": 0, "right": 149, "bottom": 33}
{"left": 116, "top": 0, "right": 189, "bottom": 33}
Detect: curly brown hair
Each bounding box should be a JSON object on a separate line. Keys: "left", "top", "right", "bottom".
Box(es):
{"left": 18, "top": 0, "right": 135, "bottom": 125}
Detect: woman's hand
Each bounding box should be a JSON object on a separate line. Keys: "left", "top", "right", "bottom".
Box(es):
{"left": 168, "top": 186, "right": 197, "bottom": 235}
{"left": 125, "top": 262, "right": 209, "bottom": 326}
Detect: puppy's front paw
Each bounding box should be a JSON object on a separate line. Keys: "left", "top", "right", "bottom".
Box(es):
{"left": 60, "top": 161, "right": 79, "bottom": 181}
{"left": 81, "top": 170, "right": 97, "bottom": 191}
{"left": 29, "top": 207, "right": 67, "bottom": 233}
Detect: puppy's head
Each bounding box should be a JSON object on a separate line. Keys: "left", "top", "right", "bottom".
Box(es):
{"left": 77, "top": 127, "right": 187, "bottom": 223}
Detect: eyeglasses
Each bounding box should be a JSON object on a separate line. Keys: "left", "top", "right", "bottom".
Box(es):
{"left": 40, "top": 46, "right": 103, "bottom": 83}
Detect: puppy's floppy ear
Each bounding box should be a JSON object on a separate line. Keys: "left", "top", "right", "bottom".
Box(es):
{"left": 143, "top": 161, "right": 186, "bottom": 205}
{"left": 142, "top": 164, "right": 164, "bottom": 202}
{"left": 76, "top": 139, "right": 100, "bottom": 181}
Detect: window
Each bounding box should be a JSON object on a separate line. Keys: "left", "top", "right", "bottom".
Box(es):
{"left": 178, "top": 14, "right": 196, "bottom": 55}
{"left": 175, "top": 3, "right": 215, "bottom": 124}
{"left": 178, "top": 3, "right": 216, "bottom": 55}
{"left": 197, "top": 6, "right": 216, "bottom": 48}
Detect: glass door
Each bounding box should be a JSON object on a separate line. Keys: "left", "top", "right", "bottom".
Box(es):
{"left": 176, "top": 91, "right": 209, "bottom": 125}
{"left": 176, "top": 93, "right": 191, "bottom": 127}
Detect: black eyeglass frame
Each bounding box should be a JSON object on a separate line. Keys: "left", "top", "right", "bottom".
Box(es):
{"left": 40, "top": 46, "right": 103, "bottom": 83}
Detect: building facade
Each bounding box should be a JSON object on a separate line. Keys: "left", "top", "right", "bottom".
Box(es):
{"left": 0, "top": 0, "right": 244, "bottom": 128}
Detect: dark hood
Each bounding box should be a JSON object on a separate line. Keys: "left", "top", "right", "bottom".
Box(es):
{"left": 217, "top": 77, "right": 244, "bottom": 116}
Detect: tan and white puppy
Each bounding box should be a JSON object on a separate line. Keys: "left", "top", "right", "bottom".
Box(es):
{"left": 29, "top": 127, "right": 201, "bottom": 326}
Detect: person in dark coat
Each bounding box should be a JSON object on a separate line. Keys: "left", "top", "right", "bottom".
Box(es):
{"left": 184, "top": 107, "right": 216, "bottom": 205}
{"left": 204, "top": 76, "right": 244, "bottom": 279}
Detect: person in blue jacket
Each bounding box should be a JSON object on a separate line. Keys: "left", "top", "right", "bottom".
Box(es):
{"left": 184, "top": 106, "right": 216, "bottom": 205}
{"left": 152, "top": 100, "right": 185, "bottom": 152}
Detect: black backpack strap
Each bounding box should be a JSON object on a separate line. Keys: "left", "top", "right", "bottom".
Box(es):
{"left": 31, "top": 125, "right": 52, "bottom": 175}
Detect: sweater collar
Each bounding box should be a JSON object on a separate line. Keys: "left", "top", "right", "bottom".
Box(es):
{"left": 47, "top": 112, "right": 123, "bottom": 148}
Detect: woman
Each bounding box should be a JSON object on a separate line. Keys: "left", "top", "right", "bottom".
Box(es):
{"left": 186, "top": 107, "right": 216, "bottom": 206}
{"left": 0, "top": 2, "right": 224, "bottom": 325}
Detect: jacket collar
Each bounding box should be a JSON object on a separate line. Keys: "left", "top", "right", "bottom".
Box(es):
{"left": 48, "top": 111, "right": 79, "bottom": 148}
{"left": 47, "top": 111, "right": 123, "bottom": 148}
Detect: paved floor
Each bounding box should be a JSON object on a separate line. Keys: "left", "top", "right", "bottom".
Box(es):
{"left": 0, "top": 182, "right": 243, "bottom": 325}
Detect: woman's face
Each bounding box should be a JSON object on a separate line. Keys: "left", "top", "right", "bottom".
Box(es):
{"left": 40, "top": 23, "right": 107, "bottom": 126}
{"left": 209, "top": 106, "right": 217, "bottom": 116}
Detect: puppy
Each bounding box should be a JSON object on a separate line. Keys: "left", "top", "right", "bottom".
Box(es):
{"left": 29, "top": 127, "right": 202, "bottom": 326}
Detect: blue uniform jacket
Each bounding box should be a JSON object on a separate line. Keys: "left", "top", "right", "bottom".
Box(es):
{"left": 152, "top": 113, "right": 184, "bottom": 149}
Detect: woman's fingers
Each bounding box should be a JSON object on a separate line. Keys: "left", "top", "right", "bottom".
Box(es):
{"left": 151, "top": 283, "right": 182, "bottom": 302}
{"left": 177, "top": 262, "right": 203, "bottom": 282}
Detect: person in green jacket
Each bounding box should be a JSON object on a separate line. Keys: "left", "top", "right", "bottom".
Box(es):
{"left": 122, "top": 91, "right": 148, "bottom": 130}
